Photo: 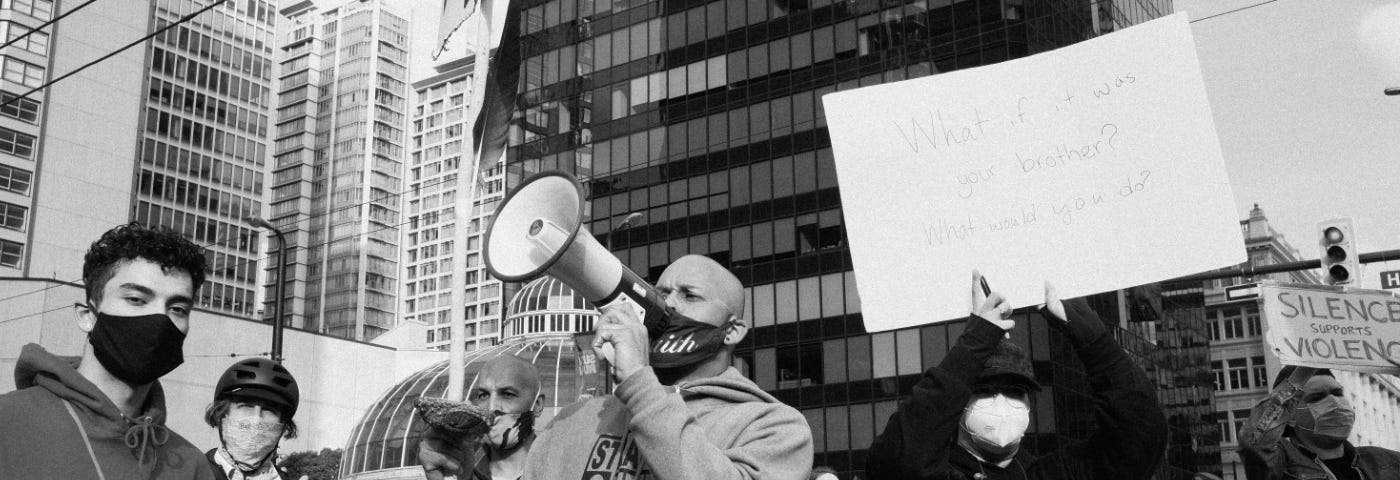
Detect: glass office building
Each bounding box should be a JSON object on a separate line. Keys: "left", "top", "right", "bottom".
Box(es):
{"left": 497, "top": 0, "right": 1194, "bottom": 477}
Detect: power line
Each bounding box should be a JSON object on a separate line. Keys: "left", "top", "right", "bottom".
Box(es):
{"left": 0, "top": 172, "right": 462, "bottom": 306}
{"left": 0, "top": 0, "right": 231, "bottom": 111}
{"left": 1189, "top": 0, "right": 1281, "bottom": 23}
{"left": 0, "top": 0, "right": 102, "bottom": 52}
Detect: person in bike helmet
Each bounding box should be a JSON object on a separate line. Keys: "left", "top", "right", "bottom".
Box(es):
{"left": 203, "top": 358, "right": 300, "bottom": 480}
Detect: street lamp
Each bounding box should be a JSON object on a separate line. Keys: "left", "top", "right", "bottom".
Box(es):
{"left": 607, "top": 212, "right": 644, "bottom": 251}
{"left": 245, "top": 217, "right": 287, "bottom": 364}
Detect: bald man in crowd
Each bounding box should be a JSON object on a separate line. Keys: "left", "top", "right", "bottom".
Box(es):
{"left": 525, "top": 254, "right": 813, "bottom": 479}
{"left": 419, "top": 355, "right": 545, "bottom": 480}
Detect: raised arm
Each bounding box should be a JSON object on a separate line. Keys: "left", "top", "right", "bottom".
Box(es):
{"left": 1043, "top": 286, "right": 1168, "bottom": 480}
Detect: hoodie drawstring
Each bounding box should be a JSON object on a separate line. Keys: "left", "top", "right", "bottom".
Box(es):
{"left": 62, "top": 400, "right": 108, "bottom": 480}
{"left": 125, "top": 415, "right": 170, "bottom": 468}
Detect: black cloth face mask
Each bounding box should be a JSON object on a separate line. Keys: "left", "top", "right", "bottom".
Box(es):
{"left": 86, "top": 304, "right": 186, "bottom": 385}
{"left": 649, "top": 313, "right": 734, "bottom": 369}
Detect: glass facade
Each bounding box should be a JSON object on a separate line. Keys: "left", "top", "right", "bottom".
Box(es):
{"left": 495, "top": 0, "right": 1197, "bottom": 477}
{"left": 137, "top": 0, "right": 277, "bottom": 317}
{"left": 271, "top": 0, "right": 410, "bottom": 340}
{"left": 339, "top": 277, "right": 598, "bottom": 479}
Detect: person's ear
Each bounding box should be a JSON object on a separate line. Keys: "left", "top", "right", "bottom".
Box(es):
{"left": 722, "top": 316, "right": 748, "bottom": 346}
{"left": 532, "top": 394, "right": 545, "bottom": 416}
{"left": 74, "top": 301, "right": 97, "bottom": 333}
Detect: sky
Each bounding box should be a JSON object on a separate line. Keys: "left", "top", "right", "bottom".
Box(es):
{"left": 1180, "top": 0, "right": 1400, "bottom": 289}
{"left": 390, "top": 0, "right": 1400, "bottom": 289}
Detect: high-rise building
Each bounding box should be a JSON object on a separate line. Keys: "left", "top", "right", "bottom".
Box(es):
{"left": 495, "top": 0, "right": 1192, "bottom": 477}
{"left": 269, "top": 0, "right": 410, "bottom": 341}
{"left": 1208, "top": 205, "right": 1400, "bottom": 479}
{"left": 0, "top": 0, "right": 276, "bottom": 320}
{"left": 138, "top": 0, "right": 277, "bottom": 318}
{"left": 403, "top": 55, "right": 509, "bottom": 352}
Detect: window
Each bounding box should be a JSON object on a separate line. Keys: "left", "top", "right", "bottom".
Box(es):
{"left": 0, "top": 163, "right": 29, "bottom": 193}
{"left": 1227, "top": 358, "right": 1248, "bottom": 390}
{"left": 1251, "top": 356, "right": 1268, "bottom": 389}
{"left": 0, "top": 238, "right": 20, "bottom": 267}
{"left": 0, "top": 200, "right": 26, "bottom": 230}
{"left": 1246, "top": 306, "right": 1261, "bottom": 336}
{"left": 2, "top": 56, "right": 44, "bottom": 87}
{"left": 0, "top": 90, "right": 38, "bottom": 123}
{"left": 1, "top": 21, "right": 47, "bottom": 54}
{"left": 2, "top": 0, "right": 54, "bottom": 20}
{"left": 1211, "top": 360, "right": 1224, "bottom": 391}
{"left": 0, "top": 127, "right": 34, "bottom": 158}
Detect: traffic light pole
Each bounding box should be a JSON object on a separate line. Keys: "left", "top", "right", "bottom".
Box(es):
{"left": 1169, "top": 248, "right": 1400, "bottom": 283}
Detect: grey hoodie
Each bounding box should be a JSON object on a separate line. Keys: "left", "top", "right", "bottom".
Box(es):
{"left": 0, "top": 343, "right": 214, "bottom": 479}
{"left": 523, "top": 366, "right": 813, "bottom": 480}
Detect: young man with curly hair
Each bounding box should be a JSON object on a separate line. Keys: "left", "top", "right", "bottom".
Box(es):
{"left": 0, "top": 222, "right": 216, "bottom": 479}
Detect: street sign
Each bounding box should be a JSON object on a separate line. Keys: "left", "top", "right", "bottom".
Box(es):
{"left": 1381, "top": 270, "right": 1400, "bottom": 290}
{"left": 1258, "top": 282, "right": 1400, "bottom": 374}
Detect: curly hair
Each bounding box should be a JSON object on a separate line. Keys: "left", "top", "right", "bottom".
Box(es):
{"left": 82, "top": 222, "right": 208, "bottom": 303}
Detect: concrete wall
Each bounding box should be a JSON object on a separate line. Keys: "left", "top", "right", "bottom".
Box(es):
{"left": 27, "top": 0, "right": 153, "bottom": 279}
{"left": 0, "top": 278, "right": 446, "bottom": 454}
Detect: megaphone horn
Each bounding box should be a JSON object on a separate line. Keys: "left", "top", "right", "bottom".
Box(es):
{"left": 483, "top": 171, "right": 670, "bottom": 338}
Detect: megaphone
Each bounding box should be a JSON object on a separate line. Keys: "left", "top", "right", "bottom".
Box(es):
{"left": 483, "top": 171, "right": 670, "bottom": 338}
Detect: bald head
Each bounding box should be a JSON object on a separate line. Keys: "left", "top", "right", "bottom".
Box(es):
{"left": 657, "top": 254, "right": 745, "bottom": 325}
{"left": 471, "top": 355, "right": 543, "bottom": 414}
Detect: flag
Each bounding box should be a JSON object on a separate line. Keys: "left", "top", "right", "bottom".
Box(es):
{"left": 434, "top": 0, "right": 479, "bottom": 61}
{"left": 471, "top": 0, "right": 522, "bottom": 170}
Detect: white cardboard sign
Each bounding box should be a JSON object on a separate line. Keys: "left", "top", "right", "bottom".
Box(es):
{"left": 1260, "top": 284, "right": 1400, "bottom": 374}
{"left": 821, "top": 13, "right": 1244, "bottom": 332}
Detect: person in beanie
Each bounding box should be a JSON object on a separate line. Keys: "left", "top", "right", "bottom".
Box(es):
{"left": 1237, "top": 366, "right": 1400, "bottom": 480}
{"left": 867, "top": 272, "right": 1167, "bottom": 480}
{"left": 203, "top": 358, "right": 301, "bottom": 480}
{"left": 0, "top": 222, "right": 215, "bottom": 479}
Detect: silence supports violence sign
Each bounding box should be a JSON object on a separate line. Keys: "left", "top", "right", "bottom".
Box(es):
{"left": 1260, "top": 283, "right": 1400, "bottom": 374}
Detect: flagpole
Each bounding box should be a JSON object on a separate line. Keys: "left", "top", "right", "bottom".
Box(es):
{"left": 446, "top": 0, "right": 497, "bottom": 403}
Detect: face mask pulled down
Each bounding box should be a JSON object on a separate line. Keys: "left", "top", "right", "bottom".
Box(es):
{"left": 86, "top": 305, "right": 186, "bottom": 385}
{"left": 1293, "top": 395, "right": 1355, "bottom": 443}
{"left": 959, "top": 394, "right": 1030, "bottom": 462}
{"left": 220, "top": 411, "right": 284, "bottom": 471}
{"left": 487, "top": 410, "right": 535, "bottom": 453}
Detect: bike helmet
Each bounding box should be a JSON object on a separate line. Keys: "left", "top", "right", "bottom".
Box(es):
{"left": 215, "top": 358, "right": 300, "bottom": 419}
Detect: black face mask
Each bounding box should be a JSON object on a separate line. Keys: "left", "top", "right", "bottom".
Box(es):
{"left": 86, "top": 304, "right": 186, "bottom": 385}
{"left": 649, "top": 314, "right": 733, "bottom": 369}
{"left": 491, "top": 410, "right": 536, "bottom": 454}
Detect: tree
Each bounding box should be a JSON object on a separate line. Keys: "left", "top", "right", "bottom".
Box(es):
{"left": 279, "top": 448, "right": 342, "bottom": 480}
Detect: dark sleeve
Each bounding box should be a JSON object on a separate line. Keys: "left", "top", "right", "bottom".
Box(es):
{"left": 866, "top": 316, "right": 1006, "bottom": 480}
{"left": 1044, "top": 300, "right": 1169, "bottom": 480}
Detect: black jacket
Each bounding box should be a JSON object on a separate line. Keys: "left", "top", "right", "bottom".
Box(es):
{"left": 1239, "top": 434, "right": 1400, "bottom": 480}
{"left": 865, "top": 300, "right": 1168, "bottom": 480}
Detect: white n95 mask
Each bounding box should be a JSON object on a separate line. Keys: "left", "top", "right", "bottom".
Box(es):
{"left": 961, "top": 394, "right": 1030, "bottom": 460}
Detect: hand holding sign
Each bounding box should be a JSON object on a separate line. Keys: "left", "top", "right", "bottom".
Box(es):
{"left": 821, "top": 13, "right": 1244, "bottom": 332}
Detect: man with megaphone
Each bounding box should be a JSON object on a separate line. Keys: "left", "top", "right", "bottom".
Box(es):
{"left": 418, "top": 171, "right": 813, "bottom": 479}
{"left": 522, "top": 254, "right": 814, "bottom": 479}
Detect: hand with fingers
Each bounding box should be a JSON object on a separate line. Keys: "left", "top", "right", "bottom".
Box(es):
{"left": 593, "top": 304, "right": 652, "bottom": 383}
{"left": 417, "top": 421, "right": 480, "bottom": 480}
{"left": 1037, "top": 281, "right": 1106, "bottom": 348}
{"left": 972, "top": 270, "right": 1015, "bottom": 333}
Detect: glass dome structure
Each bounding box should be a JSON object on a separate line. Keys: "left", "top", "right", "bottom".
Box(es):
{"left": 339, "top": 276, "right": 600, "bottom": 479}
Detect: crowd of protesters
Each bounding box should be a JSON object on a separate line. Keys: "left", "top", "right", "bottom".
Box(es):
{"left": 3, "top": 223, "right": 1397, "bottom": 480}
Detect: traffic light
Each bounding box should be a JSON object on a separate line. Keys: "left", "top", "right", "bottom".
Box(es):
{"left": 1318, "top": 218, "right": 1360, "bottom": 285}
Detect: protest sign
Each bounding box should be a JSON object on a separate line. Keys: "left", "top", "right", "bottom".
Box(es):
{"left": 821, "top": 13, "right": 1244, "bottom": 332}
{"left": 1260, "top": 283, "right": 1400, "bottom": 374}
